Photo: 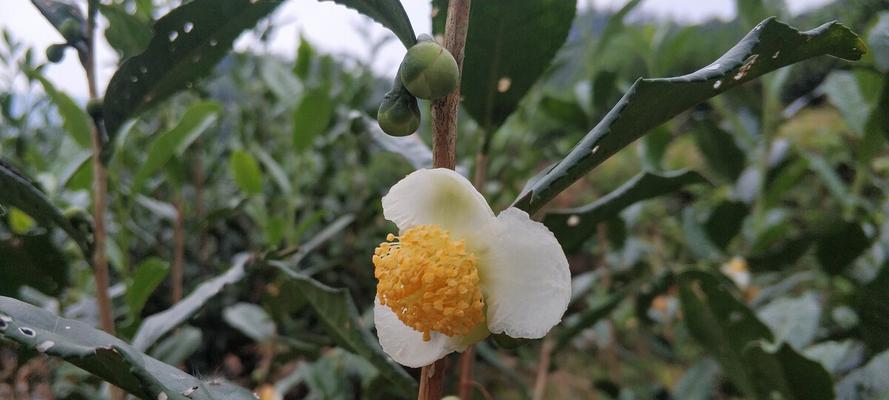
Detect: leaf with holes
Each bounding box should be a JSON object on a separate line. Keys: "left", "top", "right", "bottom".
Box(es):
{"left": 273, "top": 265, "right": 416, "bottom": 396}
{"left": 102, "top": 0, "right": 284, "bottom": 159}
{"left": 99, "top": 3, "right": 153, "bottom": 60}
{"left": 0, "top": 296, "right": 257, "bottom": 400}
{"left": 321, "top": 0, "right": 416, "bottom": 48}
{"left": 543, "top": 170, "right": 708, "bottom": 252}
{"left": 0, "top": 160, "right": 92, "bottom": 257}
{"left": 434, "top": 0, "right": 576, "bottom": 131}
{"left": 514, "top": 18, "right": 866, "bottom": 213}
{"left": 131, "top": 255, "right": 248, "bottom": 351}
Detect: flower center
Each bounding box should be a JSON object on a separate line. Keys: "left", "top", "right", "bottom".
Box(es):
{"left": 373, "top": 224, "right": 485, "bottom": 341}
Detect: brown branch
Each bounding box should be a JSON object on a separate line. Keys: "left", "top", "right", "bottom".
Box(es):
{"left": 84, "top": 0, "right": 115, "bottom": 337}
{"left": 172, "top": 193, "right": 185, "bottom": 303}
{"left": 431, "top": 0, "right": 472, "bottom": 170}
{"left": 532, "top": 338, "right": 554, "bottom": 400}
{"left": 421, "top": 1, "right": 472, "bottom": 399}
{"left": 458, "top": 345, "right": 476, "bottom": 400}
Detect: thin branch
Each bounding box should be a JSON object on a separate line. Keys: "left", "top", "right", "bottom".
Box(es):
{"left": 458, "top": 345, "right": 476, "bottom": 400}
{"left": 172, "top": 193, "right": 185, "bottom": 303}
{"left": 532, "top": 338, "right": 554, "bottom": 400}
{"left": 84, "top": 0, "right": 114, "bottom": 336}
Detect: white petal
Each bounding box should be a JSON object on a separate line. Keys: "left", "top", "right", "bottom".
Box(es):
{"left": 373, "top": 300, "right": 461, "bottom": 368}
{"left": 382, "top": 168, "right": 494, "bottom": 238}
{"left": 476, "top": 208, "right": 571, "bottom": 338}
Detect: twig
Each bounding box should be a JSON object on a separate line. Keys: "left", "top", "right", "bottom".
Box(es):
{"left": 172, "top": 193, "right": 185, "bottom": 303}
{"left": 458, "top": 345, "right": 476, "bottom": 400}
{"left": 422, "top": 0, "right": 472, "bottom": 399}
{"left": 84, "top": 0, "right": 114, "bottom": 336}
{"left": 532, "top": 338, "right": 554, "bottom": 400}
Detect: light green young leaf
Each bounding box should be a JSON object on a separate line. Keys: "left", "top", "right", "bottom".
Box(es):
{"left": 102, "top": 0, "right": 284, "bottom": 159}
{"left": 134, "top": 101, "right": 220, "bottom": 190}
{"left": 515, "top": 18, "right": 866, "bottom": 214}
{"left": 320, "top": 0, "right": 416, "bottom": 48}
{"left": 0, "top": 296, "right": 257, "bottom": 400}
{"left": 229, "top": 149, "right": 263, "bottom": 195}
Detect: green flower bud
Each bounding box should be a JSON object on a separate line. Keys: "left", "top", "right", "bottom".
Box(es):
{"left": 399, "top": 40, "right": 459, "bottom": 100}
{"left": 377, "top": 88, "right": 421, "bottom": 136}
{"left": 45, "top": 43, "right": 66, "bottom": 63}
{"left": 58, "top": 19, "right": 83, "bottom": 43}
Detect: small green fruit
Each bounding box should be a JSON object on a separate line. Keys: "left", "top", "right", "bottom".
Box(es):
{"left": 86, "top": 98, "right": 103, "bottom": 119}
{"left": 377, "top": 89, "right": 421, "bottom": 136}
{"left": 399, "top": 40, "right": 459, "bottom": 100}
{"left": 45, "top": 43, "right": 66, "bottom": 63}
{"left": 58, "top": 19, "right": 83, "bottom": 43}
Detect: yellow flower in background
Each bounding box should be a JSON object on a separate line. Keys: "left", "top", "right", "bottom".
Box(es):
{"left": 372, "top": 168, "right": 571, "bottom": 368}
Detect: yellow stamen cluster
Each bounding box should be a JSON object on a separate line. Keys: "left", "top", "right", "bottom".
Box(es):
{"left": 373, "top": 224, "right": 485, "bottom": 341}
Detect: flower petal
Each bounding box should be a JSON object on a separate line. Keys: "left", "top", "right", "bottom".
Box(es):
{"left": 382, "top": 168, "right": 494, "bottom": 238}
{"left": 373, "top": 299, "right": 461, "bottom": 368}
{"left": 476, "top": 208, "right": 571, "bottom": 338}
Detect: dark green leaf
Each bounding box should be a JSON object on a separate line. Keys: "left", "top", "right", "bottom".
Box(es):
{"left": 229, "top": 149, "right": 263, "bottom": 195}
{"left": 0, "top": 296, "right": 256, "bottom": 399}
{"left": 98, "top": 3, "right": 153, "bottom": 60}
{"left": 223, "top": 302, "right": 276, "bottom": 342}
{"left": 853, "top": 262, "right": 889, "bottom": 352}
{"left": 673, "top": 358, "right": 720, "bottom": 400}
{"left": 743, "top": 341, "right": 835, "bottom": 400}
{"left": 816, "top": 221, "right": 871, "bottom": 275}
{"left": 273, "top": 265, "right": 416, "bottom": 396}
{"left": 0, "top": 231, "right": 69, "bottom": 296}
{"left": 444, "top": 0, "right": 576, "bottom": 131}
{"left": 703, "top": 200, "right": 749, "bottom": 249}
{"left": 321, "top": 0, "right": 415, "bottom": 48}
{"left": 30, "top": 0, "right": 85, "bottom": 42}
{"left": 0, "top": 160, "right": 92, "bottom": 256}
{"left": 678, "top": 270, "right": 773, "bottom": 397}
{"left": 149, "top": 325, "right": 202, "bottom": 366}
{"left": 515, "top": 18, "right": 866, "bottom": 213}
{"left": 544, "top": 170, "right": 708, "bottom": 252}
{"left": 132, "top": 255, "right": 249, "bottom": 351}
{"left": 102, "top": 0, "right": 284, "bottom": 156}
{"left": 692, "top": 117, "right": 747, "bottom": 182}
{"left": 293, "top": 87, "right": 333, "bottom": 150}
{"left": 126, "top": 258, "right": 169, "bottom": 319}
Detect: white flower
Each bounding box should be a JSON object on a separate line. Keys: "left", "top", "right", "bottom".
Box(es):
{"left": 372, "top": 168, "right": 571, "bottom": 368}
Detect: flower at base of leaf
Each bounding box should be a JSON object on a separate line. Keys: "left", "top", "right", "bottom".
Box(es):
{"left": 372, "top": 168, "right": 571, "bottom": 368}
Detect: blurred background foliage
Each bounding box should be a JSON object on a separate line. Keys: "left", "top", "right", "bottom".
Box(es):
{"left": 1, "top": 0, "right": 888, "bottom": 399}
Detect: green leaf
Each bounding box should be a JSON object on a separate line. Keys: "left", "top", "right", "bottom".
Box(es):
{"left": 149, "top": 325, "right": 203, "bottom": 366}
{"left": 134, "top": 101, "right": 220, "bottom": 190}
{"left": 0, "top": 296, "right": 257, "bottom": 399}
{"left": 228, "top": 149, "right": 263, "bottom": 195}
{"left": 441, "top": 0, "right": 576, "bottom": 131}
{"left": 757, "top": 292, "right": 821, "bottom": 350}
{"left": 514, "top": 18, "right": 866, "bottom": 214}
{"left": 853, "top": 262, "right": 889, "bottom": 352}
{"left": 31, "top": 73, "right": 91, "bottom": 148}
{"left": 678, "top": 270, "right": 773, "bottom": 397}
{"left": 293, "top": 86, "right": 333, "bottom": 150}
{"left": 8, "top": 207, "right": 35, "bottom": 234}
{"left": 132, "top": 255, "right": 248, "bottom": 351}
{"left": 351, "top": 114, "right": 433, "bottom": 170}
{"left": 868, "top": 12, "right": 889, "bottom": 73}
{"left": 703, "top": 200, "right": 749, "bottom": 250}
{"left": 836, "top": 349, "right": 889, "bottom": 399}
{"left": 743, "top": 341, "right": 835, "bottom": 400}
{"left": 273, "top": 265, "right": 417, "bottom": 396}
{"left": 102, "top": 0, "right": 284, "bottom": 157}
{"left": 673, "top": 359, "right": 721, "bottom": 400}
{"left": 692, "top": 117, "right": 747, "bottom": 182}
{"left": 815, "top": 221, "right": 871, "bottom": 275}
{"left": 543, "top": 170, "right": 708, "bottom": 252}
{"left": 0, "top": 160, "right": 92, "bottom": 256}
{"left": 126, "top": 258, "right": 169, "bottom": 318}
{"left": 98, "top": 3, "right": 152, "bottom": 60}
{"left": 822, "top": 71, "right": 870, "bottom": 136}
{"left": 554, "top": 286, "right": 630, "bottom": 353}
{"left": 30, "top": 0, "right": 85, "bottom": 42}
{"left": 223, "top": 303, "right": 276, "bottom": 342}
{"left": 320, "top": 0, "right": 416, "bottom": 48}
